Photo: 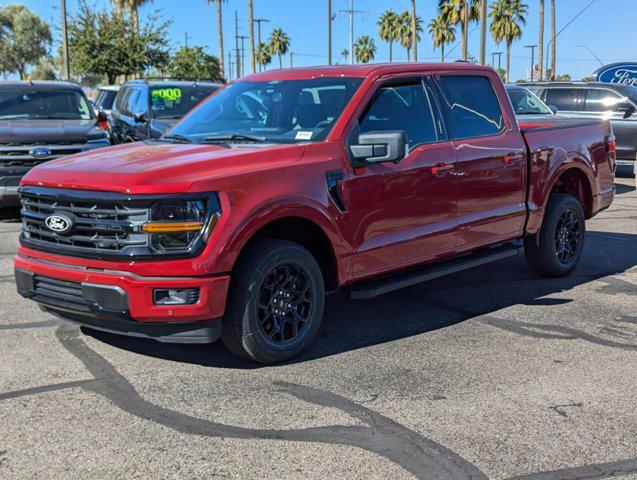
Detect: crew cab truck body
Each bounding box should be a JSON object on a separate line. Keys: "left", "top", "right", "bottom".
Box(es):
{"left": 14, "top": 63, "right": 615, "bottom": 363}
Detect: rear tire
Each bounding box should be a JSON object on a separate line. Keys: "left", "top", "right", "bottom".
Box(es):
{"left": 221, "top": 239, "right": 325, "bottom": 364}
{"left": 524, "top": 193, "right": 586, "bottom": 277}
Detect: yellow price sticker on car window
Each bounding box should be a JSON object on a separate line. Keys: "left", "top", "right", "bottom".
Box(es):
{"left": 152, "top": 88, "right": 182, "bottom": 102}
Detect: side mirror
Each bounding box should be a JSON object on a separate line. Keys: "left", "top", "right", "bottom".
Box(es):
{"left": 350, "top": 131, "right": 407, "bottom": 164}
{"left": 134, "top": 111, "right": 148, "bottom": 124}
{"left": 548, "top": 105, "right": 558, "bottom": 115}
{"left": 617, "top": 104, "right": 635, "bottom": 119}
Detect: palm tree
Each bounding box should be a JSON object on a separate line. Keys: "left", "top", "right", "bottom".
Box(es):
{"left": 489, "top": 0, "right": 528, "bottom": 83}
{"left": 340, "top": 49, "right": 349, "bottom": 64}
{"left": 538, "top": 0, "right": 544, "bottom": 81}
{"left": 399, "top": 11, "right": 423, "bottom": 62}
{"left": 268, "top": 28, "right": 290, "bottom": 69}
{"left": 411, "top": 0, "right": 418, "bottom": 61}
{"left": 378, "top": 10, "right": 400, "bottom": 62}
{"left": 550, "top": 0, "right": 556, "bottom": 80}
{"left": 256, "top": 42, "right": 271, "bottom": 70}
{"left": 429, "top": 15, "right": 456, "bottom": 62}
{"left": 205, "top": 0, "right": 224, "bottom": 81}
{"left": 111, "top": 0, "right": 153, "bottom": 31}
{"left": 354, "top": 35, "right": 377, "bottom": 63}
{"left": 438, "top": 0, "right": 480, "bottom": 61}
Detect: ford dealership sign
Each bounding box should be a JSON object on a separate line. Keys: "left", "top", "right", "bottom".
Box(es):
{"left": 593, "top": 63, "right": 637, "bottom": 87}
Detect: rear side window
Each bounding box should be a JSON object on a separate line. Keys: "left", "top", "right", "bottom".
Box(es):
{"left": 358, "top": 82, "right": 439, "bottom": 147}
{"left": 544, "top": 88, "right": 585, "bottom": 111}
{"left": 585, "top": 88, "right": 630, "bottom": 112}
{"left": 114, "top": 87, "right": 130, "bottom": 113}
{"left": 96, "top": 90, "right": 117, "bottom": 110}
{"left": 435, "top": 76, "right": 505, "bottom": 139}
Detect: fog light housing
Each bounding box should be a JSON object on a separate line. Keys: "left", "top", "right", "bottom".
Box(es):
{"left": 153, "top": 288, "right": 200, "bottom": 306}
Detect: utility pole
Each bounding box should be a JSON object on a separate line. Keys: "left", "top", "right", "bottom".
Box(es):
{"left": 538, "top": 0, "right": 544, "bottom": 80}
{"left": 479, "top": 0, "right": 487, "bottom": 65}
{"left": 494, "top": 51, "right": 503, "bottom": 73}
{"left": 253, "top": 18, "right": 270, "bottom": 71}
{"left": 234, "top": 11, "right": 241, "bottom": 79}
{"left": 248, "top": 0, "right": 255, "bottom": 74}
{"left": 239, "top": 36, "right": 249, "bottom": 77}
{"left": 227, "top": 51, "right": 233, "bottom": 81}
{"left": 462, "top": 0, "right": 469, "bottom": 61}
{"left": 340, "top": 0, "right": 363, "bottom": 64}
{"left": 525, "top": 44, "right": 538, "bottom": 82}
{"left": 290, "top": 51, "right": 294, "bottom": 68}
{"left": 491, "top": 52, "right": 495, "bottom": 67}
{"left": 327, "top": 0, "right": 332, "bottom": 65}
{"left": 61, "top": 0, "right": 70, "bottom": 80}
{"left": 184, "top": 32, "right": 191, "bottom": 48}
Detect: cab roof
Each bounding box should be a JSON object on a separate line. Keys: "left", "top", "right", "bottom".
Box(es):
{"left": 243, "top": 62, "right": 494, "bottom": 82}
{"left": 0, "top": 80, "right": 83, "bottom": 90}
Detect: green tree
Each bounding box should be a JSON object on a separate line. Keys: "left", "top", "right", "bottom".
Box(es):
{"left": 437, "top": 0, "right": 480, "bottom": 61}
{"left": 377, "top": 10, "right": 400, "bottom": 62}
{"left": 28, "top": 56, "right": 57, "bottom": 80}
{"left": 429, "top": 14, "right": 456, "bottom": 62}
{"left": 556, "top": 73, "right": 571, "bottom": 81}
{"left": 268, "top": 28, "right": 290, "bottom": 69}
{"left": 69, "top": 0, "right": 170, "bottom": 84}
{"left": 489, "top": 0, "right": 527, "bottom": 83}
{"left": 169, "top": 46, "right": 224, "bottom": 81}
{"left": 0, "top": 4, "right": 51, "bottom": 79}
{"left": 340, "top": 49, "right": 349, "bottom": 64}
{"left": 111, "top": 0, "right": 154, "bottom": 31}
{"left": 256, "top": 42, "right": 271, "bottom": 70}
{"left": 398, "top": 11, "right": 422, "bottom": 62}
{"left": 354, "top": 35, "right": 376, "bottom": 63}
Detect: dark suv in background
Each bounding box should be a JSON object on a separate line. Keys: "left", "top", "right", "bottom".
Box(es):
{"left": 0, "top": 81, "right": 110, "bottom": 206}
{"left": 522, "top": 81, "right": 637, "bottom": 176}
{"left": 109, "top": 79, "right": 221, "bottom": 144}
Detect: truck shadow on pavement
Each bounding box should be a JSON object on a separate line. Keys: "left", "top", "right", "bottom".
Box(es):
{"left": 85, "top": 229, "right": 637, "bottom": 367}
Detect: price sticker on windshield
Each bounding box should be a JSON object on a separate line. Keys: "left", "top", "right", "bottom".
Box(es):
{"left": 152, "top": 88, "right": 182, "bottom": 102}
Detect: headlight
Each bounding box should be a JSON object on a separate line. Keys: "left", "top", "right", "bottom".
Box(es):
{"left": 142, "top": 198, "right": 220, "bottom": 254}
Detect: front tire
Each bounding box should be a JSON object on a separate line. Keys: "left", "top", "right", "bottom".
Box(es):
{"left": 221, "top": 239, "right": 325, "bottom": 364}
{"left": 524, "top": 193, "right": 586, "bottom": 277}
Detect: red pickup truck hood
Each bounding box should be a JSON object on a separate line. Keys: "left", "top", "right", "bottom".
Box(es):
{"left": 21, "top": 141, "right": 305, "bottom": 194}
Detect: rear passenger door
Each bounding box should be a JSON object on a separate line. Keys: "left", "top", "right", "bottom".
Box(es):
{"left": 344, "top": 77, "right": 459, "bottom": 277}
{"left": 434, "top": 74, "right": 527, "bottom": 248}
{"left": 542, "top": 87, "right": 586, "bottom": 117}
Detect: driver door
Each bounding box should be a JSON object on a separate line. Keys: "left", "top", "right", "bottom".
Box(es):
{"left": 342, "top": 78, "right": 459, "bottom": 278}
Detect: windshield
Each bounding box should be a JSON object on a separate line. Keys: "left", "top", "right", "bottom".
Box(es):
{"left": 166, "top": 77, "right": 364, "bottom": 144}
{"left": 507, "top": 87, "right": 553, "bottom": 115}
{"left": 0, "top": 89, "right": 93, "bottom": 120}
{"left": 151, "top": 85, "right": 219, "bottom": 119}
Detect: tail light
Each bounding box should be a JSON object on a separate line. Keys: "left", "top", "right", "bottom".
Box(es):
{"left": 98, "top": 120, "right": 109, "bottom": 131}
{"left": 604, "top": 135, "right": 616, "bottom": 171}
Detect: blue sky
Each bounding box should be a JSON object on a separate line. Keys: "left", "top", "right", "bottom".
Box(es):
{"left": 19, "top": 0, "right": 637, "bottom": 81}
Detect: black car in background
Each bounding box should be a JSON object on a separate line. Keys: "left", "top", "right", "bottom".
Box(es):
{"left": 92, "top": 85, "right": 120, "bottom": 131}
{"left": 521, "top": 81, "right": 637, "bottom": 176}
{"left": 109, "top": 79, "right": 221, "bottom": 144}
{"left": 0, "top": 81, "right": 110, "bottom": 206}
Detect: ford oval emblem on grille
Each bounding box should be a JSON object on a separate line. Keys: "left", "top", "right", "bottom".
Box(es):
{"left": 45, "top": 213, "right": 73, "bottom": 235}
{"left": 29, "top": 147, "right": 52, "bottom": 158}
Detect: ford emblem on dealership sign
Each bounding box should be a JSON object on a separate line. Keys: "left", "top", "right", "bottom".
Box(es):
{"left": 45, "top": 214, "right": 73, "bottom": 234}
{"left": 593, "top": 63, "right": 637, "bottom": 87}
{"left": 29, "top": 147, "right": 52, "bottom": 158}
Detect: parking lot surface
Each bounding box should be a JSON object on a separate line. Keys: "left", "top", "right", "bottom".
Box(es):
{"left": 0, "top": 179, "right": 635, "bottom": 480}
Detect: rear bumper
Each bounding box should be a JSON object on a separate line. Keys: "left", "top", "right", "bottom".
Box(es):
{"left": 592, "top": 185, "right": 615, "bottom": 217}
{"left": 14, "top": 254, "right": 230, "bottom": 343}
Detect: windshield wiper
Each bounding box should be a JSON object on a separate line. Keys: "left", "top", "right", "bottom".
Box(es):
{"left": 203, "top": 134, "right": 267, "bottom": 143}
{"left": 161, "top": 134, "right": 191, "bottom": 143}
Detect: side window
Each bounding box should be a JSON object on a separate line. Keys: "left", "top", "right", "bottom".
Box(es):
{"left": 585, "top": 89, "right": 630, "bottom": 112}
{"left": 358, "top": 82, "right": 439, "bottom": 147}
{"left": 114, "top": 87, "right": 129, "bottom": 113}
{"left": 124, "top": 89, "right": 140, "bottom": 116}
{"left": 134, "top": 89, "right": 148, "bottom": 114}
{"left": 544, "top": 88, "right": 585, "bottom": 111}
{"left": 435, "top": 76, "right": 505, "bottom": 139}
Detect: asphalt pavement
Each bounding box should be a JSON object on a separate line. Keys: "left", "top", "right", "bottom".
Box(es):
{"left": 1, "top": 179, "right": 635, "bottom": 479}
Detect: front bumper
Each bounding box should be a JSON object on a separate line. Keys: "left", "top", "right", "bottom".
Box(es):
{"left": 0, "top": 176, "right": 21, "bottom": 206}
{"left": 14, "top": 254, "right": 230, "bottom": 343}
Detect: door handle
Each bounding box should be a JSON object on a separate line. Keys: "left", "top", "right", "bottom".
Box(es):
{"left": 431, "top": 163, "right": 454, "bottom": 174}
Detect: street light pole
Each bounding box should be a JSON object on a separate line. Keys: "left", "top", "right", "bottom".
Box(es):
{"left": 525, "top": 44, "right": 538, "bottom": 82}
{"left": 61, "top": 0, "right": 70, "bottom": 80}
{"left": 327, "top": 0, "right": 332, "bottom": 65}
{"left": 575, "top": 45, "right": 604, "bottom": 67}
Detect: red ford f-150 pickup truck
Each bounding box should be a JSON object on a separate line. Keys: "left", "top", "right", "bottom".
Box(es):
{"left": 14, "top": 63, "right": 616, "bottom": 363}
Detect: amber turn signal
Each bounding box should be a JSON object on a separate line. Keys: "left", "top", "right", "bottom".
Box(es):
{"left": 142, "top": 221, "right": 204, "bottom": 233}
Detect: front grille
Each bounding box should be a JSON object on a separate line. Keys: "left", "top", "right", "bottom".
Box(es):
{"left": 32, "top": 274, "right": 91, "bottom": 313}
{"left": 0, "top": 143, "right": 86, "bottom": 169}
{"left": 20, "top": 187, "right": 150, "bottom": 258}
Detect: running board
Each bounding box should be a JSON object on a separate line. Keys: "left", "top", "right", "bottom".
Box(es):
{"left": 349, "top": 244, "right": 522, "bottom": 300}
